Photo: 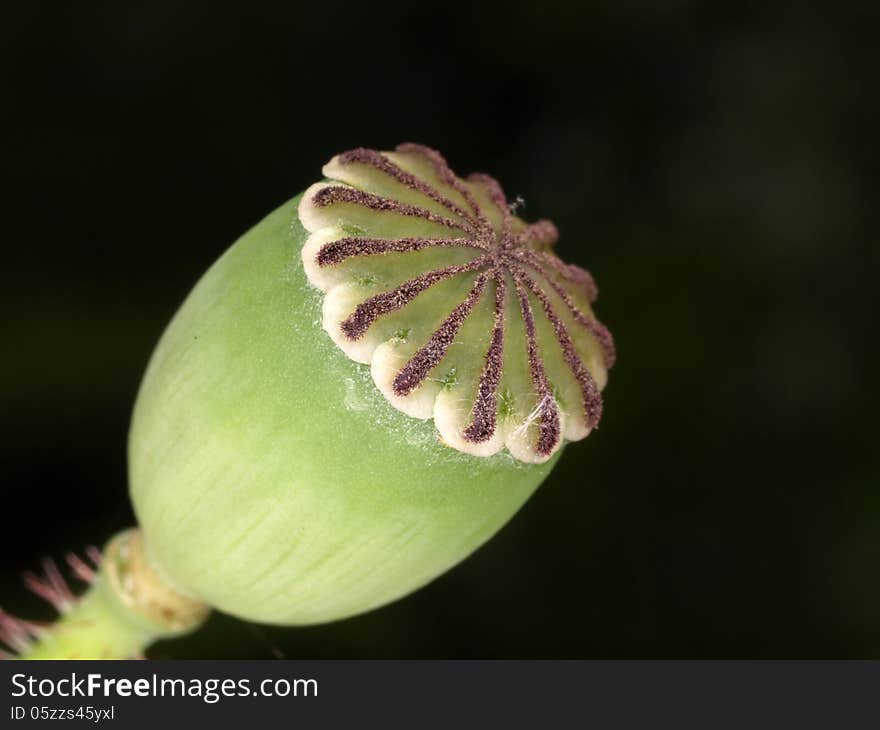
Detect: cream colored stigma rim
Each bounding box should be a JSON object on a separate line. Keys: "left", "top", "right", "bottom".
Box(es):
{"left": 299, "top": 144, "right": 615, "bottom": 464}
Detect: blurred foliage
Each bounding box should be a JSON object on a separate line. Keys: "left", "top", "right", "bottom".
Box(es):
{"left": 1, "top": 1, "right": 877, "bottom": 657}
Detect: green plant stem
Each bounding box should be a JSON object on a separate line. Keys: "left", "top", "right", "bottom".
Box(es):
{"left": 22, "top": 575, "right": 164, "bottom": 659}
{"left": 19, "top": 529, "right": 209, "bottom": 660}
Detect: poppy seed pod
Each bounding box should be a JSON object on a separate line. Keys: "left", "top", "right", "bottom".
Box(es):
{"left": 4, "top": 144, "right": 614, "bottom": 658}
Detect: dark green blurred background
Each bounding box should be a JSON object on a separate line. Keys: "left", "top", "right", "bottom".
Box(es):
{"left": 2, "top": 1, "right": 877, "bottom": 658}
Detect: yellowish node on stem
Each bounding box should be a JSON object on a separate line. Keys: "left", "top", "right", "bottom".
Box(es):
{"left": 104, "top": 529, "right": 210, "bottom": 636}
{"left": 18, "top": 530, "right": 209, "bottom": 660}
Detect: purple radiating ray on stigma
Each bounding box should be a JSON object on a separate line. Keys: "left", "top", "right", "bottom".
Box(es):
{"left": 392, "top": 272, "right": 491, "bottom": 397}
{"left": 468, "top": 172, "right": 513, "bottom": 242}
{"left": 463, "top": 273, "right": 507, "bottom": 444}
{"left": 513, "top": 275, "right": 561, "bottom": 456}
{"left": 512, "top": 252, "right": 615, "bottom": 368}
{"left": 316, "top": 236, "right": 486, "bottom": 267}
{"left": 336, "top": 148, "right": 482, "bottom": 234}
{"left": 512, "top": 248, "right": 598, "bottom": 303}
{"left": 340, "top": 256, "right": 489, "bottom": 341}
{"left": 312, "top": 186, "right": 473, "bottom": 235}
{"left": 396, "top": 143, "right": 491, "bottom": 230}
{"left": 514, "top": 268, "right": 604, "bottom": 429}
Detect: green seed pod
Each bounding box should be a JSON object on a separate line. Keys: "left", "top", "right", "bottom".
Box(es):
{"left": 129, "top": 144, "right": 614, "bottom": 625}
{"left": 4, "top": 144, "right": 614, "bottom": 658}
